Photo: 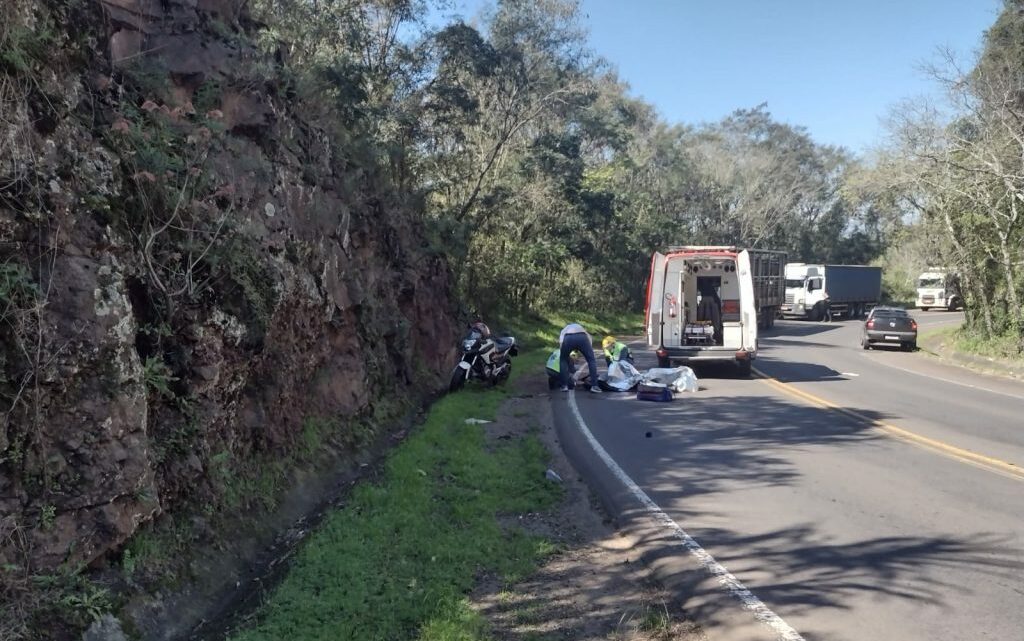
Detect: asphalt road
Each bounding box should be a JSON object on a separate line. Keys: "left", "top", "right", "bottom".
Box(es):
{"left": 554, "top": 310, "right": 1024, "bottom": 641}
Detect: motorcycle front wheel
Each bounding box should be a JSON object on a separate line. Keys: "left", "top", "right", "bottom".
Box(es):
{"left": 449, "top": 365, "right": 468, "bottom": 393}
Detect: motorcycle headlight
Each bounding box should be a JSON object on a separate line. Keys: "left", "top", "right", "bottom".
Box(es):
{"left": 462, "top": 339, "right": 477, "bottom": 351}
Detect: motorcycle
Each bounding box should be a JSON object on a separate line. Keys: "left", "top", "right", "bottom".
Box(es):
{"left": 449, "top": 322, "right": 518, "bottom": 392}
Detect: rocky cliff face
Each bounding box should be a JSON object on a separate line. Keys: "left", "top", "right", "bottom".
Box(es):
{"left": 0, "top": 0, "right": 457, "bottom": 575}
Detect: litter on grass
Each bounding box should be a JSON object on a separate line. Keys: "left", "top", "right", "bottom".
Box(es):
{"left": 463, "top": 418, "right": 492, "bottom": 425}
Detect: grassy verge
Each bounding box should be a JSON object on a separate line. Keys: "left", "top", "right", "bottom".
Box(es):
{"left": 949, "top": 328, "right": 1023, "bottom": 362}
{"left": 919, "top": 323, "right": 1024, "bottom": 374}
{"left": 494, "top": 311, "right": 645, "bottom": 354}
{"left": 229, "top": 311, "right": 637, "bottom": 641}
{"left": 230, "top": 372, "right": 560, "bottom": 640}
{"left": 917, "top": 324, "right": 958, "bottom": 342}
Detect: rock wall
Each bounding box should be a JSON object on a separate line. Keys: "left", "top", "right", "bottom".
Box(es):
{"left": 0, "top": 0, "right": 457, "bottom": 572}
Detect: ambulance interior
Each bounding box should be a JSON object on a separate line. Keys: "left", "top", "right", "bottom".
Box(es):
{"left": 660, "top": 256, "right": 743, "bottom": 349}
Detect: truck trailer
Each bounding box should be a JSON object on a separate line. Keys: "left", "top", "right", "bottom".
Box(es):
{"left": 781, "top": 263, "right": 882, "bottom": 320}
{"left": 645, "top": 246, "right": 786, "bottom": 377}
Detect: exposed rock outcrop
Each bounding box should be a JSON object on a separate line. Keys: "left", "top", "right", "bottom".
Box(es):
{"left": 0, "top": 0, "right": 457, "bottom": 574}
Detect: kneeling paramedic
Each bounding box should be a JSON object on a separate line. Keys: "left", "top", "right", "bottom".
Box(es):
{"left": 601, "top": 336, "right": 634, "bottom": 368}
{"left": 546, "top": 349, "right": 582, "bottom": 389}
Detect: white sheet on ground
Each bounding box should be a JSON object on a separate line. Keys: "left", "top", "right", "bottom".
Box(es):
{"left": 645, "top": 366, "right": 699, "bottom": 393}
{"left": 605, "top": 361, "right": 644, "bottom": 391}
{"left": 603, "top": 362, "right": 698, "bottom": 393}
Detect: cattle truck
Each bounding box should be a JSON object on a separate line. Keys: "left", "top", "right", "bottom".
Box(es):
{"left": 645, "top": 246, "right": 786, "bottom": 377}
{"left": 781, "top": 263, "right": 882, "bottom": 320}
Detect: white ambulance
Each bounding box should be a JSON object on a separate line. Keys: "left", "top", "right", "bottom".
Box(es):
{"left": 645, "top": 246, "right": 780, "bottom": 377}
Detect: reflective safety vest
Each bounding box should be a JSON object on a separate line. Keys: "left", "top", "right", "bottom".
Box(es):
{"left": 604, "top": 342, "right": 627, "bottom": 362}
{"left": 546, "top": 349, "right": 561, "bottom": 372}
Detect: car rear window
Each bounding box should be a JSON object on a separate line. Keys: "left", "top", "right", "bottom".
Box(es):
{"left": 873, "top": 309, "right": 908, "bottom": 318}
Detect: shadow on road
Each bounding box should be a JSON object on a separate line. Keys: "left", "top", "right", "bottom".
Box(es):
{"left": 578, "top": 393, "right": 1023, "bottom": 628}
{"left": 762, "top": 322, "right": 849, "bottom": 338}
{"left": 753, "top": 353, "right": 851, "bottom": 382}
{"left": 605, "top": 394, "right": 886, "bottom": 515}
{"left": 638, "top": 521, "right": 1021, "bottom": 621}
{"left": 759, "top": 337, "right": 844, "bottom": 350}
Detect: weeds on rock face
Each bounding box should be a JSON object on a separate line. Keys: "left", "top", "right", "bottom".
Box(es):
{"left": 142, "top": 356, "right": 177, "bottom": 397}
{"left": 1, "top": 546, "right": 112, "bottom": 641}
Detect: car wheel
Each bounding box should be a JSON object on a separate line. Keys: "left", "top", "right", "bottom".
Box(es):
{"left": 862, "top": 337, "right": 871, "bottom": 350}
{"left": 921, "top": 307, "right": 930, "bottom": 312}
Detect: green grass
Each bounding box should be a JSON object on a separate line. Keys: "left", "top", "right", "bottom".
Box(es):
{"left": 951, "top": 328, "right": 1022, "bottom": 361}
{"left": 230, "top": 380, "right": 562, "bottom": 641}
{"left": 920, "top": 324, "right": 1022, "bottom": 363}
{"left": 495, "top": 311, "right": 644, "bottom": 353}
{"left": 917, "top": 324, "right": 959, "bottom": 342}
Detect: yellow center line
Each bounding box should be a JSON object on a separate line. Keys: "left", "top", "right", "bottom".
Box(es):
{"left": 752, "top": 366, "right": 1024, "bottom": 483}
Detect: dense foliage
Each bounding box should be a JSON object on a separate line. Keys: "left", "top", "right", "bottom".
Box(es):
{"left": 249, "top": 0, "right": 897, "bottom": 315}
{"left": 875, "top": 0, "right": 1024, "bottom": 353}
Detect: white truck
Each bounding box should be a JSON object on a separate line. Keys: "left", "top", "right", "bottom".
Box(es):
{"left": 645, "top": 246, "right": 786, "bottom": 377}
{"left": 781, "top": 263, "right": 882, "bottom": 320}
{"left": 916, "top": 270, "right": 962, "bottom": 311}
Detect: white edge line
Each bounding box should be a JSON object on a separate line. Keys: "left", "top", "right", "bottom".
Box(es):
{"left": 567, "top": 393, "right": 804, "bottom": 641}
{"left": 862, "top": 353, "right": 1024, "bottom": 402}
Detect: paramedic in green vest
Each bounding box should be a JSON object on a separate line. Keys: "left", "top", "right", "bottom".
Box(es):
{"left": 601, "top": 336, "right": 634, "bottom": 368}
{"left": 546, "top": 349, "right": 580, "bottom": 390}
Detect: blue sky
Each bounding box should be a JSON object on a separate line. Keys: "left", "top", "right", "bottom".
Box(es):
{"left": 442, "top": 0, "right": 1003, "bottom": 153}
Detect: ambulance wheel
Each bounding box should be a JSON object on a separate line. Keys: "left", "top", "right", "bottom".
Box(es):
{"left": 736, "top": 359, "right": 752, "bottom": 378}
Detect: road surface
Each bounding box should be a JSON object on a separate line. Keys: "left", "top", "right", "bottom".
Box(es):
{"left": 554, "top": 311, "right": 1024, "bottom": 641}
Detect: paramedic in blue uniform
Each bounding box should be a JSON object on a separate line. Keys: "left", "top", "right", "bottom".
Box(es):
{"left": 558, "top": 323, "right": 601, "bottom": 393}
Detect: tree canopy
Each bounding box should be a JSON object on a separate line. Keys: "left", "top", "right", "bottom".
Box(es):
{"left": 251, "top": 0, "right": 907, "bottom": 316}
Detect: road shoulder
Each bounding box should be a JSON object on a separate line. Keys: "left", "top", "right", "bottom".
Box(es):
{"left": 919, "top": 327, "right": 1024, "bottom": 381}
{"left": 470, "top": 376, "right": 704, "bottom": 641}
{"left": 549, "top": 389, "right": 802, "bottom": 641}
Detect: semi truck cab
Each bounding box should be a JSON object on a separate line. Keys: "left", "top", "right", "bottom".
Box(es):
{"left": 916, "top": 271, "right": 961, "bottom": 311}
{"left": 782, "top": 263, "right": 826, "bottom": 320}
{"left": 781, "top": 263, "right": 881, "bottom": 320}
